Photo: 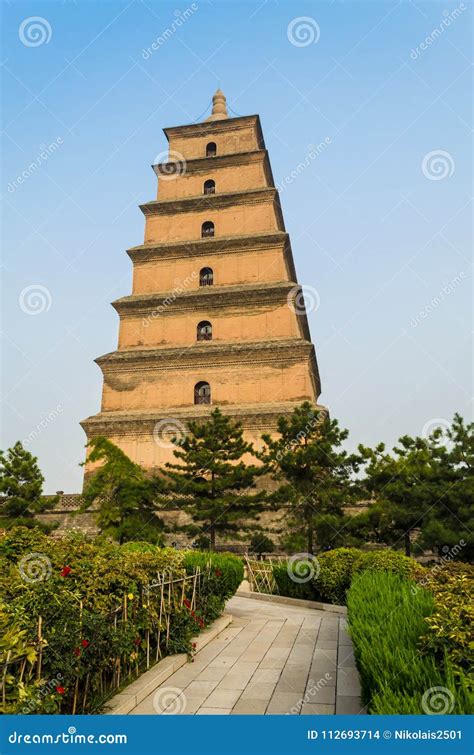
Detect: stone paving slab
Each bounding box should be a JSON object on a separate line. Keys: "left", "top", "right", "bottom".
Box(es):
{"left": 126, "top": 595, "right": 363, "bottom": 716}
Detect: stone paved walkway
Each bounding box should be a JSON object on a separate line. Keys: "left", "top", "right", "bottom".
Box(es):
{"left": 129, "top": 595, "right": 364, "bottom": 715}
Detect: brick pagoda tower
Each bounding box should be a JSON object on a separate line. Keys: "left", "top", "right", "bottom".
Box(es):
{"left": 81, "top": 90, "right": 325, "bottom": 478}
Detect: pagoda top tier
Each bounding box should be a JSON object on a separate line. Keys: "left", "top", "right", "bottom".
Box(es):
{"left": 162, "top": 90, "right": 264, "bottom": 147}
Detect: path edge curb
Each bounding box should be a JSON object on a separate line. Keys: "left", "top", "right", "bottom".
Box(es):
{"left": 104, "top": 613, "right": 233, "bottom": 715}
{"left": 236, "top": 590, "right": 347, "bottom": 615}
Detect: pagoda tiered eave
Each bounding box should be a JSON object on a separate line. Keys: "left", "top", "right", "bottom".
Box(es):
{"left": 112, "top": 281, "right": 300, "bottom": 316}
{"left": 140, "top": 187, "right": 278, "bottom": 216}
{"left": 81, "top": 400, "right": 327, "bottom": 438}
{"left": 126, "top": 231, "right": 291, "bottom": 261}
{"left": 96, "top": 338, "right": 317, "bottom": 369}
{"left": 153, "top": 149, "right": 270, "bottom": 176}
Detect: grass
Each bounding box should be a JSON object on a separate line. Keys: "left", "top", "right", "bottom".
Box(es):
{"left": 347, "top": 570, "right": 473, "bottom": 714}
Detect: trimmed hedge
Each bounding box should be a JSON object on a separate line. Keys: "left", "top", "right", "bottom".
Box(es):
{"left": 272, "top": 548, "right": 423, "bottom": 605}
{"left": 183, "top": 551, "right": 244, "bottom": 622}
{"left": 273, "top": 562, "right": 317, "bottom": 601}
{"left": 347, "top": 570, "right": 473, "bottom": 714}
{"left": 0, "top": 528, "right": 242, "bottom": 714}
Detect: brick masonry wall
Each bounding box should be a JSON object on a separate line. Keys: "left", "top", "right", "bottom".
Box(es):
{"left": 36, "top": 494, "right": 368, "bottom": 549}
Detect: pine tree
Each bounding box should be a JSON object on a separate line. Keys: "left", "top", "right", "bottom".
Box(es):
{"left": 0, "top": 441, "right": 46, "bottom": 519}
{"left": 81, "top": 437, "right": 164, "bottom": 544}
{"left": 258, "top": 402, "right": 359, "bottom": 554}
{"left": 420, "top": 414, "right": 473, "bottom": 560}
{"left": 358, "top": 433, "right": 446, "bottom": 557}
{"left": 160, "top": 409, "right": 266, "bottom": 550}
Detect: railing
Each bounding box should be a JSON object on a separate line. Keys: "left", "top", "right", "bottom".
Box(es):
{"left": 1, "top": 569, "right": 203, "bottom": 714}
{"left": 244, "top": 556, "right": 285, "bottom": 595}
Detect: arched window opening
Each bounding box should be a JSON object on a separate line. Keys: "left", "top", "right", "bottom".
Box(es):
{"left": 199, "top": 267, "right": 213, "bottom": 287}
{"left": 201, "top": 221, "right": 214, "bottom": 238}
{"left": 194, "top": 381, "right": 211, "bottom": 405}
{"left": 197, "top": 321, "right": 212, "bottom": 341}
{"left": 203, "top": 179, "right": 215, "bottom": 195}
{"left": 206, "top": 142, "right": 217, "bottom": 157}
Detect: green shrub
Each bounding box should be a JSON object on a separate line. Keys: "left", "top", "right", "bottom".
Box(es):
{"left": 268, "top": 547, "right": 424, "bottom": 606}
{"left": 347, "top": 570, "right": 473, "bottom": 714}
{"left": 0, "top": 528, "right": 242, "bottom": 714}
{"left": 415, "top": 561, "right": 474, "bottom": 674}
{"left": 312, "top": 548, "right": 423, "bottom": 605}
{"left": 272, "top": 563, "right": 318, "bottom": 601}
{"left": 354, "top": 549, "right": 423, "bottom": 580}
{"left": 249, "top": 534, "right": 274, "bottom": 556}
{"left": 314, "top": 548, "right": 362, "bottom": 604}
{"left": 183, "top": 551, "right": 244, "bottom": 618}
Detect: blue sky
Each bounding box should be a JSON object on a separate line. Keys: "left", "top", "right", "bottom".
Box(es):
{"left": 1, "top": 0, "right": 472, "bottom": 492}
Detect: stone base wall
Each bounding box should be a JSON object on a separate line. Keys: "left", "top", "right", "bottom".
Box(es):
{"left": 36, "top": 496, "right": 291, "bottom": 548}
{"left": 36, "top": 494, "right": 368, "bottom": 550}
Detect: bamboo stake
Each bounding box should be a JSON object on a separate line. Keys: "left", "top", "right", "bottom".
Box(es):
{"left": 72, "top": 601, "right": 83, "bottom": 714}
{"left": 36, "top": 616, "right": 43, "bottom": 680}
{"left": 18, "top": 658, "right": 27, "bottom": 684}
{"left": 82, "top": 673, "right": 90, "bottom": 713}
{"left": 72, "top": 675, "right": 79, "bottom": 715}
{"left": 191, "top": 572, "right": 197, "bottom": 611}
{"left": 2, "top": 650, "right": 11, "bottom": 710}
{"left": 156, "top": 574, "right": 163, "bottom": 661}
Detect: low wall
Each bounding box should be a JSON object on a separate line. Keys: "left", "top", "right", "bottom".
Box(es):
{"left": 36, "top": 494, "right": 369, "bottom": 549}
{"left": 36, "top": 495, "right": 289, "bottom": 547}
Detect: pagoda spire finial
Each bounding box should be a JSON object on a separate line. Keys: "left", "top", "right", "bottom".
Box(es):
{"left": 205, "top": 88, "right": 228, "bottom": 121}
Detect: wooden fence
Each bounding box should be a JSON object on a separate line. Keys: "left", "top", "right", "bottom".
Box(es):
{"left": 2, "top": 568, "right": 202, "bottom": 714}
{"left": 244, "top": 556, "right": 286, "bottom": 595}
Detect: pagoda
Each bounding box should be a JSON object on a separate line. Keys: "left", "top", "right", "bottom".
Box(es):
{"left": 81, "top": 90, "right": 325, "bottom": 478}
